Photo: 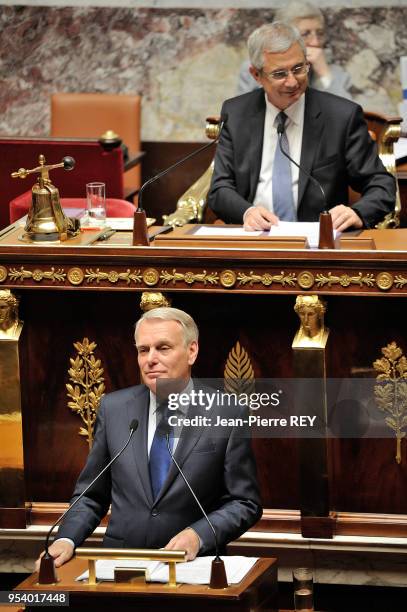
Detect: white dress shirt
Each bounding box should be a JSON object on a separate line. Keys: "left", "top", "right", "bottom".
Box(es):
{"left": 253, "top": 92, "right": 305, "bottom": 214}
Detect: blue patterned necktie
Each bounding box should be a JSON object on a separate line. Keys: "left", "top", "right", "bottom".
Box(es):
{"left": 272, "top": 111, "right": 296, "bottom": 221}
{"left": 149, "top": 404, "right": 174, "bottom": 500}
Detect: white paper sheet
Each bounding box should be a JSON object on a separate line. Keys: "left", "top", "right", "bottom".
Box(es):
{"left": 193, "top": 222, "right": 338, "bottom": 248}
{"left": 194, "top": 226, "right": 262, "bottom": 237}
{"left": 76, "top": 555, "right": 258, "bottom": 585}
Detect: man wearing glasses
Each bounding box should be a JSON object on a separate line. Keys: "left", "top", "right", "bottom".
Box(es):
{"left": 237, "top": 1, "right": 352, "bottom": 99}
{"left": 208, "top": 22, "right": 395, "bottom": 232}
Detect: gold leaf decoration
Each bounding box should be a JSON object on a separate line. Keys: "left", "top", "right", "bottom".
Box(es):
{"left": 224, "top": 341, "right": 255, "bottom": 396}
{"left": 66, "top": 337, "right": 105, "bottom": 448}
{"left": 373, "top": 341, "right": 407, "bottom": 464}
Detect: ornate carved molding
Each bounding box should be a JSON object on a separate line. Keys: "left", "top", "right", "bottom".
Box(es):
{"left": 0, "top": 262, "right": 406, "bottom": 295}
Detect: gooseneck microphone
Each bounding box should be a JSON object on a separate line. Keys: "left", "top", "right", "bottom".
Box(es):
{"left": 159, "top": 420, "right": 228, "bottom": 588}
{"left": 276, "top": 116, "right": 328, "bottom": 210}
{"left": 38, "top": 419, "right": 139, "bottom": 584}
{"left": 137, "top": 114, "right": 228, "bottom": 213}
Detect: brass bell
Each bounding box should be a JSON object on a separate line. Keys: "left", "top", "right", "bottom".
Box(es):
{"left": 11, "top": 154, "right": 79, "bottom": 242}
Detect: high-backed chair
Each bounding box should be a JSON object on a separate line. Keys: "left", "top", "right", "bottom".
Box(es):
{"left": 0, "top": 137, "right": 125, "bottom": 230}
{"left": 50, "top": 93, "right": 142, "bottom": 200}
{"left": 164, "top": 111, "right": 403, "bottom": 228}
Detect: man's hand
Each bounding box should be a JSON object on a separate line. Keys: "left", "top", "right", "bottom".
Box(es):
{"left": 306, "top": 46, "right": 330, "bottom": 79}
{"left": 164, "top": 528, "right": 200, "bottom": 561}
{"left": 34, "top": 540, "right": 74, "bottom": 573}
{"left": 243, "top": 206, "right": 279, "bottom": 231}
{"left": 330, "top": 205, "right": 363, "bottom": 232}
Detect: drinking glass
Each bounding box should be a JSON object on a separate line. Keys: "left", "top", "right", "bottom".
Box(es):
{"left": 293, "top": 567, "right": 314, "bottom": 611}
{"left": 86, "top": 182, "right": 106, "bottom": 227}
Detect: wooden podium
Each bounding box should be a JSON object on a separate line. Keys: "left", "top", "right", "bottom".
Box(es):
{"left": 14, "top": 557, "right": 278, "bottom": 611}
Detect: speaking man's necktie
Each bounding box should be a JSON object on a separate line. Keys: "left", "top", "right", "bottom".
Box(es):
{"left": 272, "top": 111, "right": 296, "bottom": 221}
{"left": 149, "top": 405, "right": 174, "bottom": 500}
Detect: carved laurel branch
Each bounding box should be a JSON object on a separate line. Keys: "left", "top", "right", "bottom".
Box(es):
{"left": 316, "top": 272, "right": 375, "bottom": 288}
{"left": 66, "top": 338, "right": 105, "bottom": 447}
{"left": 237, "top": 271, "right": 296, "bottom": 287}
{"left": 373, "top": 341, "right": 407, "bottom": 464}
{"left": 84, "top": 269, "right": 142, "bottom": 284}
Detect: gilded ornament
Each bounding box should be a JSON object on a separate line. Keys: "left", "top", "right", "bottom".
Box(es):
{"left": 237, "top": 271, "right": 296, "bottom": 287}
{"left": 0, "top": 266, "right": 7, "bottom": 283}
{"left": 140, "top": 292, "right": 171, "bottom": 311}
{"left": 297, "top": 271, "right": 315, "bottom": 290}
{"left": 315, "top": 272, "right": 375, "bottom": 288}
{"left": 220, "top": 270, "right": 237, "bottom": 288}
{"left": 292, "top": 295, "right": 329, "bottom": 348}
{"left": 66, "top": 337, "right": 105, "bottom": 448}
{"left": 67, "top": 267, "right": 84, "bottom": 286}
{"left": 8, "top": 266, "right": 66, "bottom": 283}
{"left": 0, "top": 289, "right": 20, "bottom": 338}
{"left": 160, "top": 269, "right": 219, "bottom": 286}
{"left": 224, "top": 341, "right": 255, "bottom": 396}
{"left": 394, "top": 275, "right": 407, "bottom": 288}
{"left": 84, "top": 268, "right": 142, "bottom": 285}
{"left": 143, "top": 268, "right": 160, "bottom": 287}
{"left": 373, "top": 342, "right": 407, "bottom": 464}
{"left": 376, "top": 272, "right": 393, "bottom": 291}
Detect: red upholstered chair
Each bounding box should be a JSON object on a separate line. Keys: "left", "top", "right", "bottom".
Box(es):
{"left": 0, "top": 137, "right": 127, "bottom": 229}
{"left": 9, "top": 192, "right": 136, "bottom": 224}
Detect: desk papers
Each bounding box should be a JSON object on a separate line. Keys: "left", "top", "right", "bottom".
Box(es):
{"left": 76, "top": 555, "right": 258, "bottom": 585}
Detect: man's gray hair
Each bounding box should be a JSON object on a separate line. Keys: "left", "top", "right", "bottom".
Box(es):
{"left": 274, "top": 1, "right": 324, "bottom": 25}
{"left": 134, "top": 307, "right": 199, "bottom": 346}
{"left": 248, "top": 22, "right": 306, "bottom": 71}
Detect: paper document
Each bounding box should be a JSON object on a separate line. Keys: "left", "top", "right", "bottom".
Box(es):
{"left": 76, "top": 555, "right": 258, "bottom": 585}
{"left": 194, "top": 226, "right": 262, "bottom": 237}
{"left": 268, "top": 221, "right": 338, "bottom": 247}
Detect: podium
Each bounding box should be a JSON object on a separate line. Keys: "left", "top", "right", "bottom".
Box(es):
{"left": 14, "top": 557, "right": 278, "bottom": 611}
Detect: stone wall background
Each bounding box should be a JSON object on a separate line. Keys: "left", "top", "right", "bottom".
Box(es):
{"left": 0, "top": 5, "right": 406, "bottom": 141}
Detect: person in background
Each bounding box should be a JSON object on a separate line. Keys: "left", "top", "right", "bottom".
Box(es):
{"left": 237, "top": 0, "right": 352, "bottom": 100}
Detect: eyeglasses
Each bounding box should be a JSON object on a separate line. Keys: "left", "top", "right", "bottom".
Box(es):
{"left": 300, "top": 29, "right": 326, "bottom": 43}
{"left": 262, "top": 62, "right": 310, "bottom": 82}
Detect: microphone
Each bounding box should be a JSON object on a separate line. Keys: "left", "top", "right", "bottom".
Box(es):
{"left": 137, "top": 114, "right": 228, "bottom": 213}
{"left": 276, "top": 115, "right": 328, "bottom": 210}
{"left": 159, "top": 420, "right": 228, "bottom": 588}
{"left": 38, "top": 419, "right": 139, "bottom": 584}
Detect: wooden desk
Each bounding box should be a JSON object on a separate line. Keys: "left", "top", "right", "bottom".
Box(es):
{"left": 0, "top": 227, "right": 406, "bottom": 539}
{"left": 13, "top": 557, "right": 278, "bottom": 611}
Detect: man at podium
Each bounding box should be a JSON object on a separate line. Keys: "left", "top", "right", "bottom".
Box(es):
{"left": 208, "top": 22, "right": 395, "bottom": 233}
{"left": 36, "top": 307, "right": 262, "bottom": 569}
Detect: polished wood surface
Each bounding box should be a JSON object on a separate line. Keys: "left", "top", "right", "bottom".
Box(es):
{"left": 15, "top": 557, "right": 278, "bottom": 611}
{"left": 0, "top": 228, "right": 406, "bottom": 536}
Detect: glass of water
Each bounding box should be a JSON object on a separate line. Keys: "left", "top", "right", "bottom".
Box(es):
{"left": 293, "top": 567, "right": 314, "bottom": 611}
{"left": 86, "top": 182, "right": 106, "bottom": 227}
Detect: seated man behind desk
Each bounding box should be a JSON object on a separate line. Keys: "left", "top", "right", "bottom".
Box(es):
{"left": 208, "top": 22, "right": 395, "bottom": 232}
{"left": 36, "top": 307, "right": 261, "bottom": 569}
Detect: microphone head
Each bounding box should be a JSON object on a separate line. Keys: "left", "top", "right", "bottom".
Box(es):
{"left": 129, "top": 419, "right": 139, "bottom": 432}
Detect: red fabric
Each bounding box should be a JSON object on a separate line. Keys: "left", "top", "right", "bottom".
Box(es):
{"left": 9, "top": 191, "right": 136, "bottom": 223}
{"left": 0, "top": 138, "right": 125, "bottom": 229}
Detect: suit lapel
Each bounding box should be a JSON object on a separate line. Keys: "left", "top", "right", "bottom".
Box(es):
{"left": 297, "top": 89, "right": 323, "bottom": 207}
{"left": 248, "top": 91, "right": 266, "bottom": 202}
{"left": 126, "top": 386, "right": 154, "bottom": 506}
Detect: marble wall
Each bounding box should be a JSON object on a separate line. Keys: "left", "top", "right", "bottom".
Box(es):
{"left": 0, "top": 4, "right": 406, "bottom": 142}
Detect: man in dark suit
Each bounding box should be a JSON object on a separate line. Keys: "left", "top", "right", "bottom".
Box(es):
{"left": 208, "top": 22, "right": 395, "bottom": 232}
{"left": 36, "top": 307, "right": 261, "bottom": 568}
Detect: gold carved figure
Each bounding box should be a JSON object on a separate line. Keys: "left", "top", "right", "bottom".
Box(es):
{"left": 0, "top": 290, "right": 20, "bottom": 338}
{"left": 140, "top": 292, "right": 171, "bottom": 312}
{"left": 292, "top": 295, "right": 328, "bottom": 348}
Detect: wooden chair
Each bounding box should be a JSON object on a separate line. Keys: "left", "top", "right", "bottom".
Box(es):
{"left": 51, "top": 93, "right": 143, "bottom": 202}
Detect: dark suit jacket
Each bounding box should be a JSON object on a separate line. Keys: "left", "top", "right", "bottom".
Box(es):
{"left": 57, "top": 385, "right": 262, "bottom": 554}
{"left": 208, "top": 88, "right": 396, "bottom": 228}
